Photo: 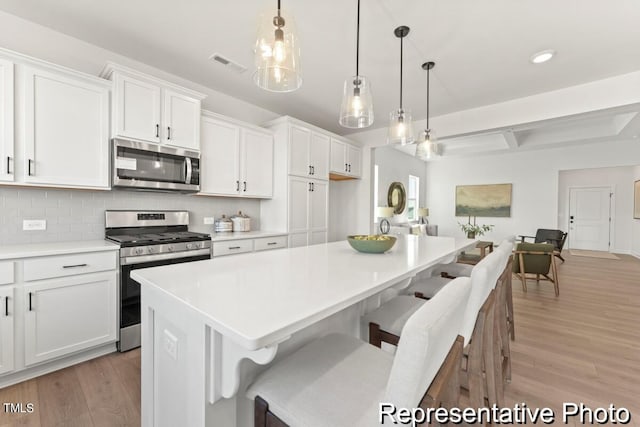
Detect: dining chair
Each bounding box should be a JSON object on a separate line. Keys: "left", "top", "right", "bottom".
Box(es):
{"left": 247, "top": 278, "right": 471, "bottom": 427}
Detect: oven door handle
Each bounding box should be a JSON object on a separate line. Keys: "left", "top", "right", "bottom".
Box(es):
{"left": 185, "top": 157, "right": 193, "bottom": 185}
{"left": 122, "top": 248, "right": 210, "bottom": 265}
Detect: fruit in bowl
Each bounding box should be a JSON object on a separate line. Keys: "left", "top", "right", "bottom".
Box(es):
{"left": 347, "top": 235, "right": 397, "bottom": 253}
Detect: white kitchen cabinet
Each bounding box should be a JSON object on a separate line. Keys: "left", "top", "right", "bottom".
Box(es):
{"left": 0, "top": 59, "right": 14, "bottom": 183}
{"left": 287, "top": 176, "right": 328, "bottom": 247}
{"left": 23, "top": 271, "right": 117, "bottom": 366}
{"left": 0, "top": 286, "right": 14, "bottom": 375}
{"left": 211, "top": 234, "right": 288, "bottom": 257}
{"left": 200, "top": 113, "right": 273, "bottom": 198}
{"left": 287, "top": 124, "right": 329, "bottom": 180}
{"left": 103, "top": 63, "right": 205, "bottom": 151}
{"left": 21, "top": 65, "right": 110, "bottom": 188}
{"left": 329, "top": 138, "right": 362, "bottom": 179}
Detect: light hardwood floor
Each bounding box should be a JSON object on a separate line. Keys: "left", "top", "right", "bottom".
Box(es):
{"left": 1, "top": 252, "right": 639, "bottom": 427}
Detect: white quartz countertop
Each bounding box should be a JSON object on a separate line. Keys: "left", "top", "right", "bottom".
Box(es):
{"left": 210, "top": 230, "right": 287, "bottom": 242}
{"left": 133, "top": 235, "right": 475, "bottom": 351}
{"left": 0, "top": 240, "right": 120, "bottom": 260}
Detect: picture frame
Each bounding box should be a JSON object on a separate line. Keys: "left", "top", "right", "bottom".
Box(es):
{"left": 634, "top": 180, "right": 640, "bottom": 219}
{"left": 455, "top": 183, "right": 512, "bottom": 217}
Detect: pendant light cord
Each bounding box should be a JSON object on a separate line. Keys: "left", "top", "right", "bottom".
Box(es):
{"left": 399, "top": 36, "right": 403, "bottom": 109}
{"left": 277, "top": 0, "right": 281, "bottom": 18}
{"left": 356, "top": 0, "right": 360, "bottom": 76}
{"left": 426, "top": 67, "right": 430, "bottom": 130}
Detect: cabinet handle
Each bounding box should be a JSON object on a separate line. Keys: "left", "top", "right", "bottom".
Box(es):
{"left": 63, "top": 263, "right": 88, "bottom": 269}
{"left": 311, "top": 166, "right": 315, "bottom": 175}
{"left": 308, "top": 165, "right": 312, "bottom": 175}
{"left": 6, "top": 156, "right": 11, "bottom": 174}
{"left": 308, "top": 182, "right": 312, "bottom": 192}
{"left": 4, "top": 296, "right": 8, "bottom": 317}
{"left": 28, "top": 159, "right": 34, "bottom": 176}
{"left": 348, "top": 164, "right": 351, "bottom": 172}
{"left": 345, "top": 163, "right": 348, "bottom": 172}
{"left": 243, "top": 181, "right": 247, "bottom": 192}
{"left": 156, "top": 124, "right": 159, "bottom": 138}
{"left": 167, "top": 126, "right": 171, "bottom": 140}
{"left": 229, "top": 246, "right": 241, "bottom": 250}
{"left": 267, "top": 242, "right": 278, "bottom": 246}
{"left": 236, "top": 180, "right": 240, "bottom": 192}
{"left": 311, "top": 182, "right": 315, "bottom": 192}
{"left": 28, "top": 292, "right": 33, "bottom": 311}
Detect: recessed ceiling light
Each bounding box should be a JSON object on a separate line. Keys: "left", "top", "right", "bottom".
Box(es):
{"left": 530, "top": 49, "right": 555, "bottom": 64}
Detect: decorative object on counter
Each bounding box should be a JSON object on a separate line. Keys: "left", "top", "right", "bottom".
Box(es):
{"left": 415, "top": 61, "right": 440, "bottom": 160}
{"left": 458, "top": 216, "right": 494, "bottom": 239}
{"left": 254, "top": 0, "right": 301, "bottom": 92}
{"left": 347, "top": 235, "right": 397, "bottom": 253}
{"left": 339, "top": 0, "right": 374, "bottom": 129}
{"left": 387, "top": 181, "right": 406, "bottom": 214}
{"left": 376, "top": 206, "right": 395, "bottom": 234}
{"left": 387, "top": 26, "right": 415, "bottom": 145}
{"left": 418, "top": 207, "right": 429, "bottom": 224}
{"left": 230, "top": 211, "right": 251, "bottom": 232}
{"left": 214, "top": 215, "right": 233, "bottom": 232}
{"left": 455, "top": 183, "right": 512, "bottom": 217}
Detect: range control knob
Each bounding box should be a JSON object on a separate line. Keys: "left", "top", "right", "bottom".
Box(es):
{"left": 135, "top": 247, "right": 144, "bottom": 255}
{"left": 167, "top": 245, "right": 174, "bottom": 252}
{"left": 186, "top": 243, "right": 195, "bottom": 250}
{"left": 147, "top": 247, "right": 155, "bottom": 254}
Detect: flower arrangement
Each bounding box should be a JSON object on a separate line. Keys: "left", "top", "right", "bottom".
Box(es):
{"left": 458, "top": 216, "right": 494, "bottom": 238}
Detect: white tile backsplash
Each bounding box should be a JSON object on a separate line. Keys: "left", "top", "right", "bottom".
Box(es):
{"left": 0, "top": 187, "right": 261, "bottom": 245}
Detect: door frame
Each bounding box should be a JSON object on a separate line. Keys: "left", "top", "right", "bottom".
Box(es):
{"left": 567, "top": 185, "right": 614, "bottom": 251}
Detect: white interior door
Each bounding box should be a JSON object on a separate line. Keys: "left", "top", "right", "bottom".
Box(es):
{"left": 568, "top": 187, "right": 611, "bottom": 251}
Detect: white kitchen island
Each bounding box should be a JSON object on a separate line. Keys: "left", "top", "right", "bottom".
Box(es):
{"left": 132, "top": 235, "right": 476, "bottom": 427}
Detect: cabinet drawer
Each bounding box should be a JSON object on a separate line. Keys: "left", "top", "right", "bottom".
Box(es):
{"left": 254, "top": 236, "right": 288, "bottom": 251}
{"left": 23, "top": 252, "right": 117, "bottom": 282}
{"left": 0, "top": 262, "right": 14, "bottom": 285}
{"left": 212, "top": 240, "right": 253, "bottom": 257}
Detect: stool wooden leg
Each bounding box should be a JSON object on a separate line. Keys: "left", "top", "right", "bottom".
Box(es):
{"left": 369, "top": 322, "right": 382, "bottom": 348}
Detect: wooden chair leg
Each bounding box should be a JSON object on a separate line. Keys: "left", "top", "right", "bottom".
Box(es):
{"left": 518, "top": 254, "right": 527, "bottom": 292}
{"left": 369, "top": 322, "right": 382, "bottom": 348}
{"left": 255, "top": 396, "right": 290, "bottom": 427}
{"left": 551, "top": 255, "right": 560, "bottom": 296}
{"left": 506, "top": 272, "right": 515, "bottom": 340}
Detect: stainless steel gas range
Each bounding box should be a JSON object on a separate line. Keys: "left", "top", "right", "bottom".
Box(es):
{"left": 105, "top": 210, "right": 211, "bottom": 352}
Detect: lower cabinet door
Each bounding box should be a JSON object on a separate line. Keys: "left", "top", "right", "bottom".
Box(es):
{"left": 309, "top": 230, "right": 328, "bottom": 246}
{"left": 0, "top": 286, "right": 14, "bottom": 375}
{"left": 288, "top": 232, "right": 308, "bottom": 248}
{"left": 24, "top": 272, "right": 116, "bottom": 366}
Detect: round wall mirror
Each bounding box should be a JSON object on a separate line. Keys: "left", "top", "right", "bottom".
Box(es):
{"left": 387, "top": 182, "right": 406, "bottom": 214}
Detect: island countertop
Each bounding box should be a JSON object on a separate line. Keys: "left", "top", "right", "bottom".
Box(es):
{"left": 132, "top": 235, "right": 475, "bottom": 351}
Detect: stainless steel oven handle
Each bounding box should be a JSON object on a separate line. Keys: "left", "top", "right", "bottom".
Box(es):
{"left": 185, "top": 157, "right": 193, "bottom": 185}
{"left": 122, "top": 248, "right": 210, "bottom": 265}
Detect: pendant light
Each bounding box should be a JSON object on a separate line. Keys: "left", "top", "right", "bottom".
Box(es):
{"left": 415, "top": 61, "right": 439, "bottom": 160}
{"left": 339, "top": 0, "right": 374, "bottom": 128}
{"left": 253, "top": 0, "right": 302, "bottom": 92}
{"left": 388, "top": 26, "right": 414, "bottom": 145}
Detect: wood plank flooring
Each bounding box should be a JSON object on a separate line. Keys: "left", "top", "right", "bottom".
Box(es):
{"left": 1, "top": 252, "right": 639, "bottom": 426}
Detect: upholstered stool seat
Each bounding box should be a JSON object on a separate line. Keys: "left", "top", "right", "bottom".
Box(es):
{"left": 247, "top": 333, "right": 391, "bottom": 427}
{"left": 363, "top": 295, "right": 425, "bottom": 336}
{"left": 405, "top": 275, "right": 451, "bottom": 299}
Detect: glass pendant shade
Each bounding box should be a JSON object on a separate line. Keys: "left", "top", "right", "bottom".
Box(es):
{"left": 388, "top": 109, "right": 415, "bottom": 145}
{"left": 339, "top": 76, "right": 374, "bottom": 128}
{"left": 415, "top": 130, "right": 439, "bottom": 160}
{"left": 253, "top": 9, "right": 301, "bottom": 92}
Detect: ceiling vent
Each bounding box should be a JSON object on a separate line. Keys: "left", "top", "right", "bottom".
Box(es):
{"left": 209, "top": 53, "right": 247, "bottom": 74}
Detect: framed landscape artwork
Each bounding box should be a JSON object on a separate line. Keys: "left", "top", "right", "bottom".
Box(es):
{"left": 456, "top": 183, "right": 512, "bottom": 217}
{"left": 635, "top": 180, "right": 640, "bottom": 219}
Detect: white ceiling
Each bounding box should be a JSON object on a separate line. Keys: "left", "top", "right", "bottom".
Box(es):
{"left": 2, "top": 0, "right": 640, "bottom": 136}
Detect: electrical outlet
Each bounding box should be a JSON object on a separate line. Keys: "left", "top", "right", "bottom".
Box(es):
{"left": 203, "top": 217, "right": 215, "bottom": 225}
{"left": 23, "top": 220, "right": 46, "bottom": 231}
{"left": 163, "top": 329, "right": 178, "bottom": 360}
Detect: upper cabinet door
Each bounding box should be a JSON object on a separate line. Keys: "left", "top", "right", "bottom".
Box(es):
{"left": 347, "top": 145, "right": 362, "bottom": 178}
{"left": 162, "top": 89, "right": 200, "bottom": 151}
{"left": 288, "top": 125, "right": 311, "bottom": 178}
{"left": 113, "top": 74, "right": 161, "bottom": 143}
{"left": 199, "top": 118, "right": 241, "bottom": 196}
{"left": 0, "top": 59, "right": 14, "bottom": 183}
{"left": 309, "top": 132, "right": 330, "bottom": 180}
{"left": 22, "top": 66, "right": 110, "bottom": 188}
{"left": 329, "top": 138, "right": 346, "bottom": 174}
{"left": 241, "top": 129, "right": 273, "bottom": 198}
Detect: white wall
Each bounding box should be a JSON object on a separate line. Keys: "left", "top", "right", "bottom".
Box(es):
{"left": 373, "top": 146, "right": 427, "bottom": 224}
{"left": 558, "top": 167, "right": 635, "bottom": 253}
{"left": 425, "top": 138, "right": 640, "bottom": 246}
{"left": 0, "top": 11, "right": 279, "bottom": 125}
{"left": 633, "top": 166, "right": 640, "bottom": 258}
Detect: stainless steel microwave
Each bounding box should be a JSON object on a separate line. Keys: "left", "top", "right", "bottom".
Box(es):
{"left": 112, "top": 139, "right": 200, "bottom": 193}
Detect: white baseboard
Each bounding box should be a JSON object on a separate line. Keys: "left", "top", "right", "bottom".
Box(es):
{"left": 631, "top": 251, "right": 640, "bottom": 260}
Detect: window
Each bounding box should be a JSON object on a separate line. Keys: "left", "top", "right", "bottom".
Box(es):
{"left": 373, "top": 164, "right": 379, "bottom": 223}
{"left": 407, "top": 175, "right": 420, "bottom": 221}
